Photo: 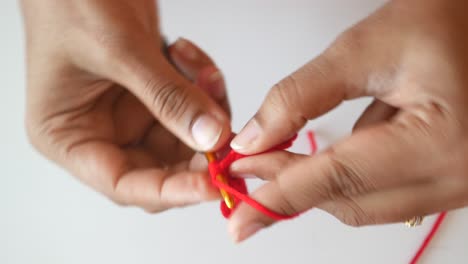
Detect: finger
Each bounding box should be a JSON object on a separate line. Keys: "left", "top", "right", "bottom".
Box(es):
{"left": 229, "top": 151, "right": 307, "bottom": 181}
{"left": 167, "top": 38, "right": 215, "bottom": 82}
{"left": 115, "top": 167, "right": 220, "bottom": 212}
{"left": 229, "top": 20, "right": 407, "bottom": 155}
{"left": 167, "top": 38, "right": 230, "bottom": 115}
{"left": 196, "top": 66, "right": 231, "bottom": 117}
{"left": 229, "top": 54, "right": 348, "bottom": 154}
{"left": 228, "top": 104, "right": 450, "bottom": 242}
{"left": 318, "top": 178, "right": 465, "bottom": 226}
{"left": 143, "top": 39, "right": 232, "bottom": 164}
{"left": 67, "top": 141, "right": 219, "bottom": 212}
{"left": 82, "top": 33, "right": 231, "bottom": 152}
{"left": 353, "top": 99, "right": 398, "bottom": 131}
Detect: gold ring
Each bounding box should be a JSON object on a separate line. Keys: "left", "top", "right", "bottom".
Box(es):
{"left": 405, "top": 216, "right": 424, "bottom": 227}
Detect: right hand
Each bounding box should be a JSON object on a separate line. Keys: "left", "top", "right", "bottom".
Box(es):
{"left": 22, "top": 0, "right": 231, "bottom": 212}
{"left": 228, "top": 0, "right": 468, "bottom": 242}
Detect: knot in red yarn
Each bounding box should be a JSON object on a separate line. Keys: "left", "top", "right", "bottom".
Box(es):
{"left": 207, "top": 135, "right": 299, "bottom": 220}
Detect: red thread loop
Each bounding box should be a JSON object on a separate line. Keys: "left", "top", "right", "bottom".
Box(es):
{"left": 208, "top": 135, "right": 299, "bottom": 220}
{"left": 307, "top": 130, "right": 318, "bottom": 155}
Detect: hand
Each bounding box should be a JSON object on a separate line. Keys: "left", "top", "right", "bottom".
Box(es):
{"left": 228, "top": 0, "right": 468, "bottom": 242}
{"left": 22, "top": 0, "right": 231, "bottom": 212}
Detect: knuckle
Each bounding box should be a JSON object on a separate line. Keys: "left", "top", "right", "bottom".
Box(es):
{"left": 395, "top": 101, "right": 454, "bottom": 148}
{"left": 276, "top": 175, "right": 313, "bottom": 216}
{"left": 327, "top": 26, "right": 366, "bottom": 61}
{"left": 144, "top": 79, "right": 191, "bottom": 122}
{"left": 339, "top": 210, "right": 370, "bottom": 228}
{"left": 321, "top": 28, "right": 367, "bottom": 99}
{"left": 266, "top": 76, "right": 307, "bottom": 128}
{"left": 322, "top": 154, "right": 373, "bottom": 200}
{"left": 25, "top": 114, "right": 65, "bottom": 158}
{"left": 399, "top": 103, "right": 442, "bottom": 129}
{"left": 277, "top": 190, "right": 303, "bottom": 216}
{"left": 337, "top": 213, "right": 365, "bottom": 227}
{"left": 331, "top": 199, "right": 375, "bottom": 227}
{"left": 269, "top": 76, "right": 299, "bottom": 111}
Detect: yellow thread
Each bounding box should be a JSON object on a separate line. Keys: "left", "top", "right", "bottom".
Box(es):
{"left": 205, "top": 152, "right": 235, "bottom": 209}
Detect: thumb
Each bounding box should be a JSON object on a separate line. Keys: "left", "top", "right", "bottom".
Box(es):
{"left": 97, "top": 36, "right": 231, "bottom": 151}
{"left": 230, "top": 52, "right": 360, "bottom": 154}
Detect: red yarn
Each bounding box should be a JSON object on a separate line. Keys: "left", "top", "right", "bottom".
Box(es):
{"left": 307, "top": 130, "right": 318, "bottom": 155}
{"left": 409, "top": 212, "right": 447, "bottom": 264}
{"left": 208, "top": 135, "right": 299, "bottom": 220}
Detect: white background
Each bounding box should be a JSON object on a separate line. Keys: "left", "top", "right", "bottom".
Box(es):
{"left": 2, "top": 1, "right": 468, "bottom": 263}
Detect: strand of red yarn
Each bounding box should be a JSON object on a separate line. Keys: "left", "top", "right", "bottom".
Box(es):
{"left": 207, "top": 132, "right": 319, "bottom": 220}
{"left": 208, "top": 134, "right": 299, "bottom": 220}
{"left": 409, "top": 212, "right": 447, "bottom": 264}
{"left": 307, "top": 130, "right": 318, "bottom": 155}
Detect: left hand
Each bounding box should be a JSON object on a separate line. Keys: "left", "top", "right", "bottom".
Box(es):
{"left": 22, "top": 0, "right": 232, "bottom": 212}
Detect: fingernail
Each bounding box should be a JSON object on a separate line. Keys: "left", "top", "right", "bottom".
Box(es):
{"left": 230, "top": 119, "right": 261, "bottom": 151}
{"left": 234, "top": 223, "right": 264, "bottom": 243}
{"left": 208, "top": 70, "right": 226, "bottom": 100}
{"left": 174, "top": 38, "right": 198, "bottom": 60}
{"left": 192, "top": 114, "right": 223, "bottom": 150}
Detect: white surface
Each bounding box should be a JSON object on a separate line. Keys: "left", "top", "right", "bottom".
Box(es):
{"left": 2, "top": 1, "right": 467, "bottom": 263}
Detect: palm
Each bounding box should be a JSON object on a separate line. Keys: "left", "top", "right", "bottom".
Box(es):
{"left": 33, "top": 41, "right": 226, "bottom": 212}
{"left": 24, "top": 0, "right": 228, "bottom": 212}
{"left": 77, "top": 82, "right": 196, "bottom": 168}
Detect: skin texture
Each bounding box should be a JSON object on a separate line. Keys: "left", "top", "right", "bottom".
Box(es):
{"left": 21, "top": 0, "right": 468, "bottom": 243}
{"left": 22, "top": 0, "right": 232, "bottom": 212}
{"left": 229, "top": 0, "right": 468, "bottom": 242}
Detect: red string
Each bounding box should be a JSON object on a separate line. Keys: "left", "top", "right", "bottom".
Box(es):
{"left": 307, "top": 130, "right": 318, "bottom": 155}
{"left": 409, "top": 212, "right": 447, "bottom": 264}
{"left": 208, "top": 135, "right": 299, "bottom": 220}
